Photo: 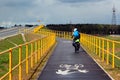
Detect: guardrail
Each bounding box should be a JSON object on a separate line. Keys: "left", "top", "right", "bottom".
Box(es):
{"left": 33, "top": 25, "right": 44, "bottom": 33}
{"left": 80, "top": 33, "right": 120, "bottom": 68}
{"left": 0, "top": 29, "right": 56, "bottom": 80}
{"left": 39, "top": 29, "right": 72, "bottom": 39}
{"left": 41, "top": 29, "right": 120, "bottom": 68}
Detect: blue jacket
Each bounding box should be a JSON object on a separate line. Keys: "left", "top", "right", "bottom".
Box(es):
{"left": 73, "top": 31, "right": 79, "bottom": 37}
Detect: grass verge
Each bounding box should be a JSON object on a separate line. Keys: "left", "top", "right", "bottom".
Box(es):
{"left": 0, "top": 34, "right": 24, "bottom": 52}
{"left": 0, "top": 33, "right": 42, "bottom": 78}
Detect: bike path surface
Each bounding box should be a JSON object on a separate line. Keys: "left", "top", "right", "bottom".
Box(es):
{"left": 38, "top": 38, "right": 112, "bottom": 80}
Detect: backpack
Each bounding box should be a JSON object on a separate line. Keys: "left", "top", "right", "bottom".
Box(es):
{"left": 78, "top": 33, "right": 80, "bottom": 39}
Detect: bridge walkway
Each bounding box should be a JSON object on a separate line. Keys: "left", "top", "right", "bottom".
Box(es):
{"left": 38, "top": 38, "right": 112, "bottom": 80}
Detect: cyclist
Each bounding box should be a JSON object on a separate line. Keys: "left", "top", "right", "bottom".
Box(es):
{"left": 72, "top": 28, "right": 80, "bottom": 52}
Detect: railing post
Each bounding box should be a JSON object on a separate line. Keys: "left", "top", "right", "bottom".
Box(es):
{"left": 99, "top": 38, "right": 101, "bottom": 57}
{"left": 19, "top": 45, "right": 22, "bottom": 80}
{"left": 88, "top": 35, "right": 90, "bottom": 51}
{"left": 46, "top": 37, "right": 49, "bottom": 51}
{"left": 66, "top": 32, "right": 69, "bottom": 39}
{"left": 85, "top": 34, "right": 86, "bottom": 46}
{"left": 68, "top": 32, "right": 70, "bottom": 39}
{"left": 107, "top": 40, "right": 109, "bottom": 65}
{"left": 35, "top": 41, "right": 38, "bottom": 63}
{"left": 94, "top": 36, "right": 96, "bottom": 53}
{"left": 102, "top": 39, "right": 104, "bottom": 62}
{"left": 57, "top": 31, "right": 58, "bottom": 37}
{"left": 41, "top": 39, "right": 43, "bottom": 56}
{"left": 91, "top": 36, "right": 93, "bottom": 53}
{"left": 63, "top": 32, "right": 66, "bottom": 39}
{"left": 38, "top": 40, "right": 40, "bottom": 60}
{"left": 112, "top": 41, "right": 115, "bottom": 68}
{"left": 86, "top": 35, "right": 88, "bottom": 48}
{"left": 26, "top": 44, "right": 28, "bottom": 74}
{"left": 68, "top": 32, "right": 69, "bottom": 39}
{"left": 42, "top": 39, "right": 44, "bottom": 56}
{"left": 40, "top": 40, "right": 42, "bottom": 59}
{"left": 91, "top": 36, "right": 94, "bottom": 53}
{"left": 90, "top": 35, "right": 92, "bottom": 52}
{"left": 96, "top": 38, "right": 98, "bottom": 55}
{"left": 9, "top": 48, "right": 12, "bottom": 80}
{"left": 89, "top": 35, "right": 91, "bottom": 52}
{"left": 31, "top": 43, "right": 33, "bottom": 68}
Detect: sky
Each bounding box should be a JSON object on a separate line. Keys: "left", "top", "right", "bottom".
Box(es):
{"left": 0, "top": 0, "right": 120, "bottom": 27}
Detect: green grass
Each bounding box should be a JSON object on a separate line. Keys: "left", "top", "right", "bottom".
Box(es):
{"left": 6, "top": 34, "right": 24, "bottom": 45}
{"left": 102, "top": 35, "right": 120, "bottom": 41}
{"left": 0, "top": 53, "right": 9, "bottom": 76}
{"left": 0, "top": 34, "right": 24, "bottom": 77}
{"left": 0, "top": 39, "right": 14, "bottom": 52}
{"left": 0, "top": 33, "right": 41, "bottom": 78}
{"left": 96, "top": 35, "right": 120, "bottom": 68}
{"left": 0, "top": 34, "right": 24, "bottom": 52}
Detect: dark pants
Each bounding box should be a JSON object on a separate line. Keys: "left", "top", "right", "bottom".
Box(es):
{"left": 72, "top": 42, "right": 80, "bottom": 52}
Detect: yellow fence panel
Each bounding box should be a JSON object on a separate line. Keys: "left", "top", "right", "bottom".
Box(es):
{"left": 80, "top": 33, "right": 120, "bottom": 68}
{"left": 33, "top": 24, "right": 44, "bottom": 33}
{"left": 0, "top": 29, "right": 56, "bottom": 80}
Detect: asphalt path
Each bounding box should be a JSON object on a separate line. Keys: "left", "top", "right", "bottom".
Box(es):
{"left": 38, "top": 38, "right": 113, "bottom": 80}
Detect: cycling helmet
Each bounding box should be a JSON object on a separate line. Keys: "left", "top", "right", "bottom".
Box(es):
{"left": 74, "top": 28, "right": 77, "bottom": 32}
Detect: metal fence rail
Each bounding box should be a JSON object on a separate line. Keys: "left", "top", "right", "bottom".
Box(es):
{"left": 39, "top": 29, "right": 72, "bottom": 39}
{"left": 80, "top": 33, "right": 120, "bottom": 68}
{"left": 0, "top": 29, "right": 56, "bottom": 80}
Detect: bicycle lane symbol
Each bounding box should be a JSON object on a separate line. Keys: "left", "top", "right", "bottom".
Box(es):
{"left": 56, "top": 64, "right": 89, "bottom": 75}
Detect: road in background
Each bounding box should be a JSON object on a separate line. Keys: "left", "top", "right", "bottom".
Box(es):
{"left": 0, "top": 27, "right": 34, "bottom": 39}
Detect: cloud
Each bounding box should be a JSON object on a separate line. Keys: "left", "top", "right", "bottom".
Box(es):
{"left": 58, "top": 0, "right": 105, "bottom": 3}
{"left": 0, "top": 0, "right": 120, "bottom": 26}
{"left": 0, "top": 0, "right": 35, "bottom": 8}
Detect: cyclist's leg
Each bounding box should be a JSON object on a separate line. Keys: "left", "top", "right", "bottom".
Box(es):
{"left": 76, "top": 42, "right": 80, "bottom": 51}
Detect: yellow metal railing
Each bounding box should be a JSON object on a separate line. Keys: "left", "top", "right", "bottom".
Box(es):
{"left": 41, "top": 29, "right": 120, "bottom": 68}
{"left": 0, "top": 30, "right": 56, "bottom": 80}
{"left": 39, "top": 29, "right": 72, "bottom": 39}
{"left": 33, "top": 25, "right": 44, "bottom": 33}
{"left": 80, "top": 33, "right": 120, "bottom": 68}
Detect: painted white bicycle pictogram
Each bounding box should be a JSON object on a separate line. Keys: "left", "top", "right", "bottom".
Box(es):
{"left": 56, "top": 64, "right": 89, "bottom": 75}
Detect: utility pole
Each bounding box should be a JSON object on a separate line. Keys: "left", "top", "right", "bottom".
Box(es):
{"left": 111, "top": 4, "right": 116, "bottom": 34}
